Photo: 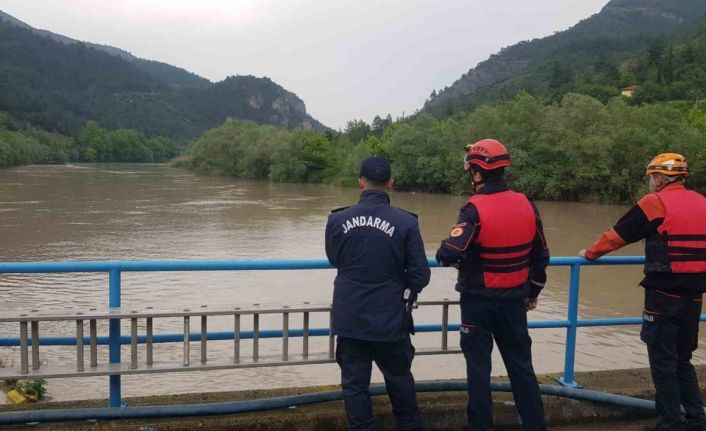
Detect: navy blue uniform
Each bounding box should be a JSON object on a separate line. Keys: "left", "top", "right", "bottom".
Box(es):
{"left": 436, "top": 181, "right": 549, "bottom": 431}
{"left": 326, "top": 190, "right": 430, "bottom": 341}
{"left": 326, "top": 189, "right": 430, "bottom": 431}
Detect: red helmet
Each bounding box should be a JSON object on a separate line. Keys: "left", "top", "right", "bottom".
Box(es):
{"left": 466, "top": 139, "right": 511, "bottom": 170}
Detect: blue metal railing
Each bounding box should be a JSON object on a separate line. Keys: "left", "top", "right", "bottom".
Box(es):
{"left": 0, "top": 255, "right": 674, "bottom": 406}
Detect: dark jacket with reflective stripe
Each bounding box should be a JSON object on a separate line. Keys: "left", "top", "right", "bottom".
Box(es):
{"left": 436, "top": 181, "right": 549, "bottom": 300}
{"left": 325, "top": 190, "right": 431, "bottom": 342}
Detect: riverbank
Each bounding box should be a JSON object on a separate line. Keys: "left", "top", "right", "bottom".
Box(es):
{"left": 1, "top": 365, "right": 695, "bottom": 430}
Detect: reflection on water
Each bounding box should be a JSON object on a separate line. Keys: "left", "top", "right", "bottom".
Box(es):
{"left": 0, "top": 164, "right": 698, "bottom": 401}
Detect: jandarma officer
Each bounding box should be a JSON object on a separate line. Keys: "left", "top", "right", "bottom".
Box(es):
{"left": 436, "top": 139, "right": 549, "bottom": 431}
{"left": 580, "top": 153, "right": 706, "bottom": 431}
{"left": 325, "top": 156, "right": 431, "bottom": 431}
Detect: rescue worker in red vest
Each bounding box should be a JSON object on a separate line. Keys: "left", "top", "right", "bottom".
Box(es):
{"left": 580, "top": 153, "right": 706, "bottom": 431}
{"left": 436, "top": 139, "right": 549, "bottom": 431}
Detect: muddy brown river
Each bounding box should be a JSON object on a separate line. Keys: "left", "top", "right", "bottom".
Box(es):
{"left": 0, "top": 163, "right": 699, "bottom": 402}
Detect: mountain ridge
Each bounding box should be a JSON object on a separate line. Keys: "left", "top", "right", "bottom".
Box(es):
{"left": 0, "top": 9, "right": 210, "bottom": 88}
{"left": 423, "top": 0, "right": 706, "bottom": 116}
{"left": 0, "top": 10, "right": 329, "bottom": 139}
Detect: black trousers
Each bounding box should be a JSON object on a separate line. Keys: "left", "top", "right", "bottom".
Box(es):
{"left": 641, "top": 289, "right": 706, "bottom": 431}
{"left": 460, "top": 294, "right": 546, "bottom": 431}
{"left": 335, "top": 335, "right": 421, "bottom": 431}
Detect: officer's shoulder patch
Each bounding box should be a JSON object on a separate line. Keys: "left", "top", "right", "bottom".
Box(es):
{"left": 330, "top": 206, "right": 350, "bottom": 214}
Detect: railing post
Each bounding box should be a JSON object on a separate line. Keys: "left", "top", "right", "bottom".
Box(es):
{"left": 556, "top": 263, "right": 583, "bottom": 388}
{"left": 19, "top": 321, "right": 28, "bottom": 375}
{"left": 109, "top": 268, "right": 122, "bottom": 407}
{"left": 302, "top": 312, "right": 309, "bottom": 358}
{"left": 31, "top": 321, "right": 40, "bottom": 370}
{"left": 441, "top": 303, "right": 449, "bottom": 351}
{"left": 76, "top": 320, "right": 84, "bottom": 372}
{"left": 146, "top": 317, "right": 153, "bottom": 366}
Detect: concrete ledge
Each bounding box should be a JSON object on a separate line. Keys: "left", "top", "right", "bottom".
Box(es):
{"left": 2, "top": 365, "right": 705, "bottom": 430}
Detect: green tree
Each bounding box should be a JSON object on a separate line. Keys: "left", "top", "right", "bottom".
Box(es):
{"left": 344, "top": 120, "right": 372, "bottom": 143}
{"left": 77, "top": 121, "right": 110, "bottom": 161}
{"left": 371, "top": 115, "right": 392, "bottom": 138}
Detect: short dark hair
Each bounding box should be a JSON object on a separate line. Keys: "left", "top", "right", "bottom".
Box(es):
{"left": 471, "top": 166, "right": 505, "bottom": 183}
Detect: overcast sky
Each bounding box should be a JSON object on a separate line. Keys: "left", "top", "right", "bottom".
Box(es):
{"left": 1, "top": 0, "right": 610, "bottom": 129}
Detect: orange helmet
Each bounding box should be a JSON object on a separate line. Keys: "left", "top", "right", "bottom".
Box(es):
{"left": 645, "top": 153, "right": 689, "bottom": 177}
{"left": 466, "top": 139, "right": 511, "bottom": 170}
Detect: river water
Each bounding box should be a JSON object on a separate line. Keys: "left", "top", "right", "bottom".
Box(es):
{"left": 0, "top": 163, "right": 700, "bottom": 402}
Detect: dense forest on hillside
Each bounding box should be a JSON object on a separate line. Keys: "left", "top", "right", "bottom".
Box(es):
{"left": 525, "top": 30, "right": 706, "bottom": 108}
{"left": 0, "top": 9, "right": 211, "bottom": 89}
{"left": 424, "top": 0, "right": 706, "bottom": 117}
{"left": 0, "top": 19, "right": 327, "bottom": 141}
{"left": 183, "top": 92, "right": 706, "bottom": 204}
{"left": 0, "top": 114, "right": 181, "bottom": 167}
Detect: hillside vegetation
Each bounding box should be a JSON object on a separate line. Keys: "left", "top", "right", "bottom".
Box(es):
{"left": 0, "top": 114, "right": 182, "bottom": 167}
{"left": 0, "top": 17, "right": 327, "bottom": 141}
{"left": 423, "top": 0, "right": 706, "bottom": 117}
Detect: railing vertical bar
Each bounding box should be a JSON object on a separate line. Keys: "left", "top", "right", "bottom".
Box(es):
{"left": 108, "top": 268, "right": 122, "bottom": 408}
{"left": 31, "top": 321, "right": 39, "bottom": 370}
{"left": 441, "top": 303, "right": 449, "bottom": 351}
{"left": 146, "top": 318, "right": 153, "bottom": 366}
{"left": 303, "top": 312, "right": 310, "bottom": 358}
{"left": 282, "top": 312, "right": 289, "bottom": 361}
{"left": 201, "top": 315, "right": 207, "bottom": 363}
{"left": 183, "top": 316, "right": 190, "bottom": 366}
{"left": 253, "top": 314, "right": 260, "bottom": 360}
{"left": 89, "top": 319, "right": 97, "bottom": 368}
{"left": 328, "top": 311, "right": 335, "bottom": 359}
{"left": 130, "top": 318, "right": 138, "bottom": 370}
{"left": 233, "top": 314, "right": 241, "bottom": 364}
{"left": 557, "top": 263, "right": 582, "bottom": 388}
{"left": 76, "top": 320, "right": 84, "bottom": 372}
{"left": 19, "top": 321, "right": 28, "bottom": 375}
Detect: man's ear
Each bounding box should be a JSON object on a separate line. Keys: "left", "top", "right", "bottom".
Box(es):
{"left": 358, "top": 177, "right": 365, "bottom": 189}
{"left": 472, "top": 170, "right": 483, "bottom": 184}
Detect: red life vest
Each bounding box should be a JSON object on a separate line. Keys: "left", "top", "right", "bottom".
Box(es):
{"left": 646, "top": 188, "right": 706, "bottom": 273}
{"left": 469, "top": 191, "right": 536, "bottom": 289}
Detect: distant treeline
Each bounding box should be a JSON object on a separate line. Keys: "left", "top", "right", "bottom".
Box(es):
{"left": 183, "top": 93, "right": 706, "bottom": 204}
{"left": 0, "top": 114, "right": 181, "bottom": 168}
